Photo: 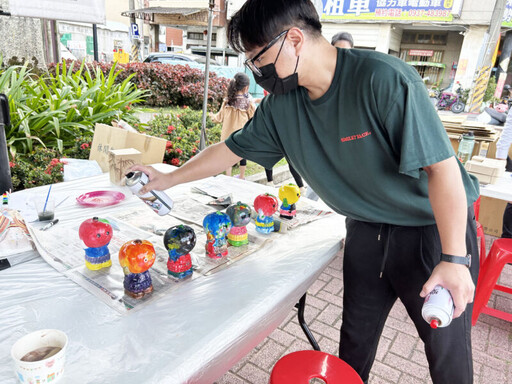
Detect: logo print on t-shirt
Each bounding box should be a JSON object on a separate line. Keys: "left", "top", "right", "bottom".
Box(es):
{"left": 340, "top": 131, "right": 372, "bottom": 143}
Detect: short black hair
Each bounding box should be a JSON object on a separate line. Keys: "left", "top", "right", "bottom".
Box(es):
{"left": 331, "top": 32, "right": 354, "bottom": 48}
{"left": 228, "top": 0, "right": 322, "bottom": 53}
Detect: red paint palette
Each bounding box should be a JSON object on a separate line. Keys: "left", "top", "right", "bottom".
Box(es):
{"left": 76, "top": 191, "right": 125, "bottom": 208}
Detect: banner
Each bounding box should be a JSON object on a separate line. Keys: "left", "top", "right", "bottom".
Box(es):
{"left": 503, "top": 0, "right": 512, "bottom": 27}
{"left": 8, "top": 0, "right": 106, "bottom": 24}
{"left": 318, "top": 0, "right": 454, "bottom": 22}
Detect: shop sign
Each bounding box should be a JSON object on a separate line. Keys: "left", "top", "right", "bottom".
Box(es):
{"left": 8, "top": 0, "right": 105, "bottom": 24}
{"left": 503, "top": 0, "right": 512, "bottom": 27}
{"left": 409, "top": 49, "right": 434, "bottom": 56}
{"left": 319, "top": 0, "right": 454, "bottom": 22}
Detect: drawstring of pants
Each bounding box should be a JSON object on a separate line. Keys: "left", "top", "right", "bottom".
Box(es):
{"left": 377, "top": 224, "right": 392, "bottom": 278}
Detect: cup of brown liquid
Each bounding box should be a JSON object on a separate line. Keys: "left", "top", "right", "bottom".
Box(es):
{"left": 11, "top": 329, "right": 68, "bottom": 383}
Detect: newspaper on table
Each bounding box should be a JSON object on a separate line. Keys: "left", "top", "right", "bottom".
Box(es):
{"left": 191, "top": 178, "right": 334, "bottom": 230}
{"left": 0, "top": 210, "right": 39, "bottom": 267}
{"left": 27, "top": 208, "right": 270, "bottom": 314}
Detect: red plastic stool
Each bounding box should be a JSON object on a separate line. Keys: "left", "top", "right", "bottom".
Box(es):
{"left": 472, "top": 238, "right": 512, "bottom": 325}
{"left": 269, "top": 350, "right": 363, "bottom": 384}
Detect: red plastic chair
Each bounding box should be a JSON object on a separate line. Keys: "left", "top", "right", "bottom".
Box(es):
{"left": 269, "top": 350, "right": 363, "bottom": 384}
{"left": 472, "top": 238, "right": 512, "bottom": 325}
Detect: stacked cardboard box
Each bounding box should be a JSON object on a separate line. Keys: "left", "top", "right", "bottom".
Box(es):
{"left": 440, "top": 115, "right": 499, "bottom": 158}
{"left": 440, "top": 114, "right": 507, "bottom": 236}
{"left": 464, "top": 156, "right": 506, "bottom": 185}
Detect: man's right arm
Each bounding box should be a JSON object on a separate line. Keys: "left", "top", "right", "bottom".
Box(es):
{"left": 130, "top": 142, "right": 242, "bottom": 194}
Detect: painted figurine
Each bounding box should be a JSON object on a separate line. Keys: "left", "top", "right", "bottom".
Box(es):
{"left": 163, "top": 224, "right": 196, "bottom": 279}
{"left": 119, "top": 239, "right": 156, "bottom": 299}
{"left": 278, "top": 183, "right": 301, "bottom": 219}
{"left": 253, "top": 193, "right": 279, "bottom": 234}
{"left": 79, "top": 217, "right": 113, "bottom": 270}
{"left": 226, "top": 202, "right": 252, "bottom": 246}
{"left": 203, "top": 211, "right": 232, "bottom": 258}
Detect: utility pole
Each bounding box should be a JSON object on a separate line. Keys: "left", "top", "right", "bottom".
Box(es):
{"left": 92, "top": 24, "right": 99, "bottom": 62}
{"left": 129, "top": 0, "right": 140, "bottom": 62}
{"left": 468, "top": 0, "right": 507, "bottom": 113}
{"left": 199, "top": 0, "right": 215, "bottom": 151}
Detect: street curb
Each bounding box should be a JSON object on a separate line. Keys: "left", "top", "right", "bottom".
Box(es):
{"left": 245, "top": 165, "right": 292, "bottom": 185}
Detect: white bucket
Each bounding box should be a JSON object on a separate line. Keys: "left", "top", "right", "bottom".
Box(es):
{"left": 11, "top": 329, "right": 68, "bottom": 383}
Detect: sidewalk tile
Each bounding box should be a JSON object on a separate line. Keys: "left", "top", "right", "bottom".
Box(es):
{"left": 237, "top": 363, "right": 269, "bottom": 384}
{"left": 251, "top": 339, "right": 287, "bottom": 371}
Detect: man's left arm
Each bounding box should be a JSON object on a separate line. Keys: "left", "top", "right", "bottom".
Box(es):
{"left": 422, "top": 156, "right": 475, "bottom": 318}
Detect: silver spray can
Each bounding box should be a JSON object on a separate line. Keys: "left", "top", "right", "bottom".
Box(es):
{"left": 421, "top": 285, "right": 454, "bottom": 329}
{"left": 125, "top": 171, "right": 174, "bottom": 216}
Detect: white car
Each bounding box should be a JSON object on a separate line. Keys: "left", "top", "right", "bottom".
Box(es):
{"left": 143, "top": 53, "right": 220, "bottom": 65}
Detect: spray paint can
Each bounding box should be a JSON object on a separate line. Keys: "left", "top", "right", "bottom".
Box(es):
{"left": 125, "top": 171, "right": 173, "bottom": 216}
{"left": 421, "top": 285, "right": 454, "bottom": 329}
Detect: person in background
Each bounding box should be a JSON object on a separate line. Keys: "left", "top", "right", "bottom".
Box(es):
{"left": 132, "top": 2, "right": 479, "bottom": 382}
{"left": 331, "top": 31, "right": 354, "bottom": 49}
{"left": 210, "top": 73, "right": 255, "bottom": 179}
{"left": 495, "top": 107, "right": 512, "bottom": 238}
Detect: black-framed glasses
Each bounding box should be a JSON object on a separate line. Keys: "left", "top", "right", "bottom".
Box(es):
{"left": 244, "top": 30, "right": 289, "bottom": 77}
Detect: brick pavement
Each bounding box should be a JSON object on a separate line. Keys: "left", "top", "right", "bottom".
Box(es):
{"left": 216, "top": 215, "right": 512, "bottom": 383}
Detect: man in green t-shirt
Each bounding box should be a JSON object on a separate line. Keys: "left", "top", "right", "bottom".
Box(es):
{"left": 132, "top": 1, "right": 479, "bottom": 382}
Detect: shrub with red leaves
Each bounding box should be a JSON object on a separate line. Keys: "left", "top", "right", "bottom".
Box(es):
{"left": 47, "top": 61, "right": 230, "bottom": 110}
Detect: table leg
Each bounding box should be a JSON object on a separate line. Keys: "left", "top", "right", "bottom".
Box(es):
{"left": 295, "top": 293, "right": 321, "bottom": 351}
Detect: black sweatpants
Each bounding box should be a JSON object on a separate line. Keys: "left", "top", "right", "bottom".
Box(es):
{"left": 340, "top": 208, "right": 478, "bottom": 384}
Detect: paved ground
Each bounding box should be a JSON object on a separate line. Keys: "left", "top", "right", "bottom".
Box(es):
{"left": 215, "top": 172, "right": 512, "bottom": 384}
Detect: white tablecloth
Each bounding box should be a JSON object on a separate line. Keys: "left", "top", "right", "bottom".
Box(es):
{"left": 479, "top": 172, "right": 512, "bottom": 201}
{"left": 0, "top": 164, "right": 345, "bottom": 384}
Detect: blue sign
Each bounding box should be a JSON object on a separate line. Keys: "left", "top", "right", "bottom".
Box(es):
{"left": 130, "top": 23, "right": 140, "bottom": 39}
{"left": 319, "top": 0, "right": 454, "bottom": 21}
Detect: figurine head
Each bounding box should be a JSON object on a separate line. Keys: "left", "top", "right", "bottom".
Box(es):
{"left": 79, "top": 217, "right": 113, "bottom": 248}
{"left": 119, "top": 239, "right": 156, "bottom": 274}
{"left": 278, "top": 184, "right": 301, "bottom": 205}
{"left": 253, "top": 193, "right": 279, "bottom": 217}
{"left": 163, "top": 225, "right": 196, "bottom": 256}
{"left": 203, "top": 211, "right": 232, "bottom": 239}
{"left": 226, "top": 202, "right": 252, "bottom": 228}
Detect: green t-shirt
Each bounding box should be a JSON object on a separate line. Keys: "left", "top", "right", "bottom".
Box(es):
{"left": 225, "top": 48, "right": 480, "bottom": 226}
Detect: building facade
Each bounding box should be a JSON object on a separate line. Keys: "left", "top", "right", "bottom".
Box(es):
{"left": 317, "top": 0, "right": 504, "bottom": 89}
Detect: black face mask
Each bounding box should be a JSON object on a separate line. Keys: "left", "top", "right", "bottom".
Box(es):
{"left": 254, "top": 56, "right": 300, "bottom": 95}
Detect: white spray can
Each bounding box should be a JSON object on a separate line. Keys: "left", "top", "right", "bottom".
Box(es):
{"left": 125, "top": 171, "right": 174, "bottom": 216}
{"left": 421, "top": 285, "right": 454, "bottom": 329}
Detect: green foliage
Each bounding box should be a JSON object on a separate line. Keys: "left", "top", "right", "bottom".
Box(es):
{"left": 9, "top": 148, "right": 64, "bottom": 191}
{"left": 64, "top": 135, "right": 93, "bottom": 160}
{"left": 145, "top": 108, "right": 222, "bottom": 166}
{"left": 484, "top": 76, "right": 497, "bottom": 103}
{"left": 1, "top": 60, "right": 147, "bottom": 158}
{"left": 48, "top": 61, "right": 230, "bottom": 111}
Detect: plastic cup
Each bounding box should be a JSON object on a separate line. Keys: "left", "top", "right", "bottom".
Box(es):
{"left": 35, "top": 197, "right": 55, "bottom": 221}
{"left": 11, "top": 329, "right": 68, "bottom": 383}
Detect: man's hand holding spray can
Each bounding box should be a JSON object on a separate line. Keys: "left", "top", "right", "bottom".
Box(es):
{"left": 422, "top": 285, "right": 454, "bottom": 329}
{"left": 125, "top": 171, "right": 174, "bottom": 216}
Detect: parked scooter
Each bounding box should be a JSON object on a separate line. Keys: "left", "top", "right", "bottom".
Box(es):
{"left": 435, "top": 86, "right": 465, "bottom": 113}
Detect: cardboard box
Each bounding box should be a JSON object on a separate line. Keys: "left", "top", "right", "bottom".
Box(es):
{"left": 90, "top": 124, "right": 167, "bottom": 172}
{"left": 108, "top": 148, "right": 142, "bottom": 185}
{"left": 479, "top": 196, "right": 508, "bottom": 236}
{"left": 464, "top": 156, "right": 506, "bottom": 184}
